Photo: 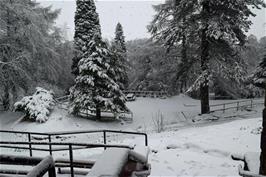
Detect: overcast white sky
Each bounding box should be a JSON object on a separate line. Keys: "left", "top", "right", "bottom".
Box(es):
{"left": 38, "top": 0, "right": 266, "bottom": 41}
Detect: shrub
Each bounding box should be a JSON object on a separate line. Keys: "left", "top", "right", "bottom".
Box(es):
{"left": 14, "top": 87, "right": 55, "bottom": 123}
{"left": 152, "top": 111, "right": 165, "bottom": 133}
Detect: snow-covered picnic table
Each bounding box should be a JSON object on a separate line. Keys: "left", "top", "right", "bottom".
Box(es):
{"left": 87, "top": 146, "right": 150, "bottom": 177}
{"left": 232, "top": 152, "right": 265, "bottom": 177}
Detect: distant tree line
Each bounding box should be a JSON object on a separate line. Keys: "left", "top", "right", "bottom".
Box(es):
{"left": 147, "top": 0, "right": 265, "bottom": 114}
{"left": 127, "top": 35, "right": 266, "bottom": 97}
{"left": 0, "top": 0, "right": 74, "bottom": 110}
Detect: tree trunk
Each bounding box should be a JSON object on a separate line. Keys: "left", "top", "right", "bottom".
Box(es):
{"left": 200, "top": 27, "right": 210, "bottom": 114}
{"left": 2, "top": 86, "right": 10, "bottom": 110}
{"left": 180, "top": 32, "right": 187, "bottom": 93}
{"left": 96, "top": 106, "right": 101, "bottom": 120}
{"left": 200, "top": 2, "right": 210, "bottom": 114}
{"left": 260, "top": 89, "right": 266, "bottom": 175}
{"left": 1, "top": 0, "right": 11, "bottom": 110}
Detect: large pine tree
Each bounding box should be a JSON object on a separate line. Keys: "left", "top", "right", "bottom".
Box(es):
{"left": 0, "top": 0, "right": 61, "bottom": 110}
{"left": 149, "top": 0, "right": 265, "bottom": 114}
{"left": 196, "top": 0, "right": 265, "bottom": 114}
{"left": 71, "top": 0, "right": 101, "bottom": 76}
{"left": 110, "top": 22, "right": 129, "bottom": 90}
{"left": 148, "top": 0, "right": 197, "bottom": 93}
{"left": 252, "top": 53, "right": 266, "bottom": 174}
{"left": 114, "top": 23, "right": 127, "bottom": 53}
{"left": 70, "top": 0, "right": 128, "bottom": 119}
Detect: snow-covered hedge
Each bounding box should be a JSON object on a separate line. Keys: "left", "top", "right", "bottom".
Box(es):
{"left": 14, "top": 87, "right": 55, "bottom": 123}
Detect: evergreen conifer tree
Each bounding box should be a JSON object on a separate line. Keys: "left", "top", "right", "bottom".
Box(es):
{"left": 70, "top": 0, "right": 128, "bottom": 119}
{"left": 0, "top": 0, "right": 61, "bottom": 110}
{"left": 114, "top": 23, "right": 127, "bottom": 53}
{"left": 252, "top": 52, "right": 266, "bottom": 174}
{"left": 110, "top": 22, "right": 128, "bottom": 90}
{"left": 71, "top": 0, "right": 101, "bottom": 76}
{"left": 149, "top": 0, "right": 266, "bottom": 114}
{"left": 149, "top": 0, "right": 197, "bottom": 93}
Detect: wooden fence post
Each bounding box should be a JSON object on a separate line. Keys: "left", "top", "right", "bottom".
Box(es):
{"left": 103, "top": 131, "right": 107, "bottom": 150}
{"left": 48, "top": 135, "right": 52, "bottom": 155}
{"left": 28, "top": 133, "right": 32, "bottom": 157}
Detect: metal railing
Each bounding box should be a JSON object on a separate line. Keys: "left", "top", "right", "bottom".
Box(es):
{"left": 210, "top": 99, "right": 264, "bottom": 113}
{"left": 0, "top": 129, "right": 147, "bottom": 177}
{"left": 0, "top": 141, "right": 132, "bottom": 177}
{"left": 0, "top": 155, "right": 56, "bottom": 177}
{"left": 0, "top": 129, "right": 148, "bottom": 156}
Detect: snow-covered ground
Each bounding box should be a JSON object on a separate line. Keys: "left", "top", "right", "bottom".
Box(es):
{"left": 0, "top": 95, "right": 264, "bottom": 176}
{"left": 144, "top": 118, "right": 261, "bottom": 176}
{"left": 0, "top": 94, "right": 263, "bottom": 133}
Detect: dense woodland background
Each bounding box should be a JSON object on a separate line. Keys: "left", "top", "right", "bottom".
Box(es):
{"left": 0, "top": 0, "right": 265, "bottom": 110}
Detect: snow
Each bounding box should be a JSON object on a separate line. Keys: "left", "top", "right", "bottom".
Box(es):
{"left": 0, "top": 95, "right": 264, "bottom": 176}
{"left": 244, "top": 152, "right": 260, "bottom": 173}
{"left": 14, "top": 87, "right": 55, "bottom": 123}
{"left": 3, "top": 94, "right": 262, "bottom": 133}
{"left": 88, "top": 148, "right": 129, "bottom": 177}
{"left": 143, "top": 118, "right": 261, "bottom": 176}
{"left": 129, "top": 146, "right": 150, "bottom": 164}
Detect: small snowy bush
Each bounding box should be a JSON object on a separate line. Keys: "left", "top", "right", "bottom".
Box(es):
{"left": 152, "top": 111, "right": 165, "bottom": 133}
{"left": 14, "top": 87, "right": 55, "bottom": 123}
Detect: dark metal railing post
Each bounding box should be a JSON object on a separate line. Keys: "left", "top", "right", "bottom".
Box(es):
{"left": 103, "top": 131, "right": 107, "bottom": 150}
{"left": 237, "top": 102, "right": 239, "bottom": 111}
{"left": 251, "top": 100, "right": 253, "bottom": 108}
{"left": 69, "top": 145, "right": 74, "bottom": 177}
{"left": 48, "top": 135, "right": 52, "bottom": 155}
{"left": 144, "top": 134, "right": 148, "bottom": 146}
{"left": 28, "top": 133, "right": 32, "bottom": 157}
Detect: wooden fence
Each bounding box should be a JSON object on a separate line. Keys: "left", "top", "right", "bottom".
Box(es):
{"left": 210, "top": 99, "right": 264, "bottom": 113}
{"left": 55, "top": 90, "right": 169, "bottom": 103}
{"left": 123, "top": 90, "right": 168, "bottom": 97}
{"left": 55, "top": 95, "right": 133, "bottom": 121}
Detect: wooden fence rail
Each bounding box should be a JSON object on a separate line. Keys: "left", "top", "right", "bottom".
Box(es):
{"left": 123, "top": 90, "right": 168, "bottom": 97}
{"left": 210, "top": 99, "right": 264, "bottom": 113}
{"left": 55, "top": 90, "right": 169, "bottom": 103}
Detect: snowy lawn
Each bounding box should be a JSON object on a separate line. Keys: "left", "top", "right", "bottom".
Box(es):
{"left": 0, "top": 95, "right": 264, "bottom": 176}
{"left": 0, "top": 94, "right": 263, "bottom": 133}
{"left": 0, "top": 118, "right": 262, "bottom": 176}
{"left": 142, "top": 118, "right": 261, "bottom": 176}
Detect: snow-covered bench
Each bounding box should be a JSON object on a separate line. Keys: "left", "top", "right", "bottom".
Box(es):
{"left": 87, "top": 146, "right": 150, "bottom": 177}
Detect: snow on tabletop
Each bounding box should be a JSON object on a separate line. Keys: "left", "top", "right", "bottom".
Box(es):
{"left": 14, "top": 87, "right": 55, "bottom": 123}
{"left": 87, "top": 148, "right": 129, "bottom": 177}
{"left": 129, "top": 145, "right": 150, "bottom": 164}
